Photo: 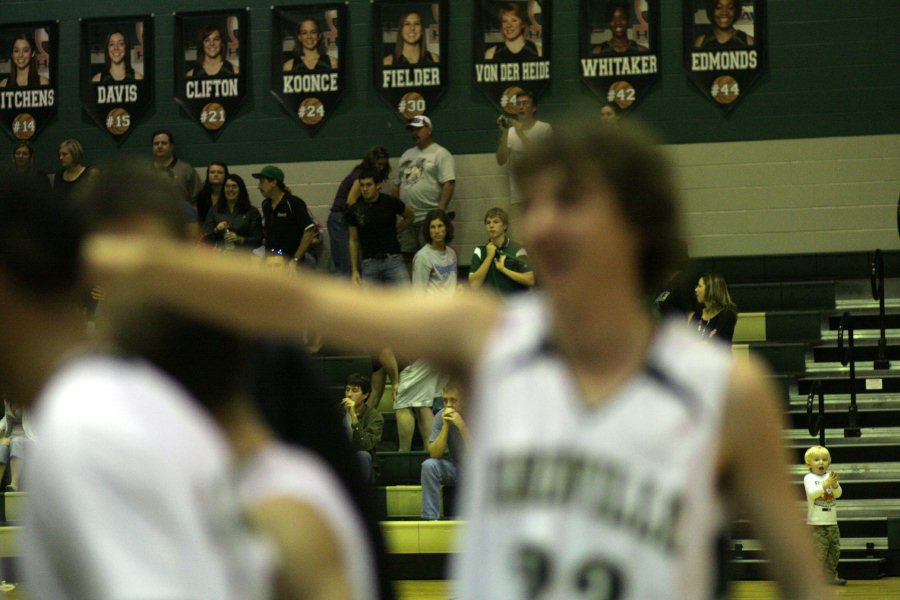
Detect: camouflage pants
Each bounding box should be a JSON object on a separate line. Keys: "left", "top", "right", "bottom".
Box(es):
{"left": 810, "top": 524, "right": 841, "bottom": 579}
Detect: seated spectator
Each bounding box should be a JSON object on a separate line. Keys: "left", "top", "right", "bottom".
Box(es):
{"left": 202, "top": 174, "right": 263, "bottom": 251}
{"left": 0, "top": 398, "right": 34, "bottom": 491}
{"left": 690, "top": 272, "right": 738, "bottom": 343}
{"left": 195, "top": 162, "right": 229, "bottom": 225}
{"left": 420, "top": 383, "right": 469, "bottom": 520}
{"left": 468, "top": 207, "right": 534, "bottom": 295}
{"left": 341, "top": 373, "right": 383, "bottom": 484}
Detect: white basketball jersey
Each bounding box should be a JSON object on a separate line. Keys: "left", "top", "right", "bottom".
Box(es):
{"left": 453, "top": 295, "right": 734, "bottom": 600}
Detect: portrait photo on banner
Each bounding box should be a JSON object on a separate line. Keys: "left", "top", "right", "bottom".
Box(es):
{"left": 692, "top": 0, "right": 755, "bottom": 50}
{"left": 0, "top": 26, "right": 51, "bottom": 88}
{"left": 273, "top": 4, "right": 346, "bottom": 132}
{"left": 174, "top": 10, "right": 247, "bottom": 134}
{"left": 580, "top": 1, "right": 660, "bottom": 115}
{"left": 278, "top": 7, "right": 339, "bottom": 73}
{"left": 586, "top": 0, "right": 650, "bottom": 56}
{"left": 380, "top": 2, "right": 441, "bottom": 66}
{"left": 0, "top": 22, "right": 57, "bottom": 141}
{"left": 181, "top": 14, "right": 241, "bottom": 78}
{"left": 684, "top": 0, "right": 764, "bottom": 111}
{"left": 481, "top": 0, "right": 545, "bottom": 62}
{"left": 81, "top": 17, "right": 153, "bottom": 142}
{"left": 86, "top": 20, "right": 147, "bottom": 84}
{"left": 373, "top": 1, "right": 446, "bottom": 121}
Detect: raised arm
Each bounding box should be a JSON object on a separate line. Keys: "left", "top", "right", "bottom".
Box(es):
{"left": 719, "top": 355, "right": 834, "bottom": 600}
{"left": 86, "top": 235, "right": 499, "bottom": 381}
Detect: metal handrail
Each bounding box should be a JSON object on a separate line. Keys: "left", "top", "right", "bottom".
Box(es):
{"left": 806, "top": 380, "right": 825, "bottom": 447}
{"left": 870, "top": 250, "right": 890, "bottom": 369}
{"left": 838, "top": 312, "right": 861, "bottom": 437}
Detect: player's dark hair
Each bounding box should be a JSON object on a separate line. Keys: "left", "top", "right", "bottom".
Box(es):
{"left": 513, "top": 117, "right": 683, "bottom": 296}
{"left": 0, "top": 168, "right": 83, "bottom": 295}
{"left": 422, "top": 208, "right": 454, "bottom": 245}
{"left": 605, "top": 1, "right": 631, "bottom": 24}
{"left": 346, "top": 372, "right": 371, "bottom": 396}
{"left": 357, "top": 167, "right": 383, "bottom": 185}
{"left": 705, "top": 0, "right": 742, "bottom": 24}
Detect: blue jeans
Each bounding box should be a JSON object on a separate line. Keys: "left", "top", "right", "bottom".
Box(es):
{"left": 327, "top": 210, "right": 351, "bottom": 276}
{"left": 420, "top": 457, "right": 457, "bottom": 519}
{"left": 356, "top": 451, "right": 374, "bottom": 484}
{"left": 361, "top": 254, "right": 409, "bottom": 285}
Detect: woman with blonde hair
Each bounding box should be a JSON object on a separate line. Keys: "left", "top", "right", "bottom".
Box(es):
{"left": 690, "top": 272, "right": 738, "bottom": 342}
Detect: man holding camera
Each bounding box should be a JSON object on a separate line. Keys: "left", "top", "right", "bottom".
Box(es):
{"left": 468, "top": 207, "right": 534, "bottom": 295}
{"left": 495, "top": 90, "right": 552, "bottom": 205}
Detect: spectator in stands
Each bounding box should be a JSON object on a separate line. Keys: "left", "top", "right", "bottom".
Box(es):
{"left": 11, "top": 140, "right": 50, "bottom": 193}
{"left": 54, "top": 139, "right": 96, "bottom": 202}
{"left": 394, "top": 209, "right": 457, "bottom": 451}
{"left": 0, "top": 398, "right": 34, "bottom": 491}
{"left": 348, "top": 168, "right": 414, "bottom": 286}
{"left": 254, "top": 165, "right": 317, "bottom": 267}
{"left": 600, "top": 102, "right": 621, "bottom": 123}
{"left": 342, "top": 372, "right": 383, "bottom": 484}
{"left": 203, "top": 174, "right": 263, "bottom": 251}
{"left": 420, "top": 383, "right": 469, "bottom": 520}
{"left": 394, "top": 115, "right": 455, "bottom": 261}
{"left": 495, "top": 90, "right": 552, "bottom": 205}
{"left": 468, "top": 207, "right": 534, "bottom": 295}
{"left": 690, "top": 272, "right": 738, "bottom": 343}
{"left": 804, "top": 445, "right": 845, "bottom": 586}
{"left": 328, "top": 146, "right": 391, "bottom": 276}
{"left": 150, "top": 130, "right": 202, "bottom": 209}
{"left": 195, "top": 161, "right": 229, "bottom": 225}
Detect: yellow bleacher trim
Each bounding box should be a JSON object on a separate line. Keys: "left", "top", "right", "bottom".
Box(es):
{"left": 381, "top": 520, "right": 462, "bottom": 554}
{"left": 0, "top": 526, "right": 22, "bottom": 558}
{"left": 732, "top": 343, "right": 750, "bottom": 360}
{"left": 733, "top": 311, "right": 766, "bottom": 342}
{"left": 386, "top": 485, "right": 423, "bottom": 518}
{"left": 4, "top": 492, "right": 24, "bottom": 523}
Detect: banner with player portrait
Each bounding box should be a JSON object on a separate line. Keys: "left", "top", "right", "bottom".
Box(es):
{"left": 81, "top": 16, "right": 153, "bottom": 144}
{"left": 580, "top": 1, "right": 660, "bottom": 115}
{"left": 373, "top": 1, "right": 447, "bottom": 122}
{"left": 0, "top": 22, "right": 58, "bottom": 141}
{"left": 474, "top": 0, "right": 551, "bottom": 114}
{"left": 272, "top": 5, "right": 346, "bottom": 134}
{"left": 174, "top": 9, "right": 248, "bottom": 135}
{"left": 684, "top": 0, "right": 766, "bottom": 111}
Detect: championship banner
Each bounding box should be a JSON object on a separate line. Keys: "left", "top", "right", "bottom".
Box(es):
{"left": 373, "top": 1, "right": 447, "bottom": 121}
{"left": 580, "top": 1, "right": 659, "bottom": 115}
{"left": 174, "top": 9, "right": 248, "bottom": 135}
{"left": 272, "top": 5, "right": 346, "bottom": 134}
{"left": 0, "top": 22, "right": 58, "bottom": 141}
{"left": 684, "top": 0, "right": 765, "bottom": 111}
{"left": 473, "top": 0, "right": 551, "bottom": 114}
{"left": 81, "top": 17, "right": 153, "bottom": 143}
